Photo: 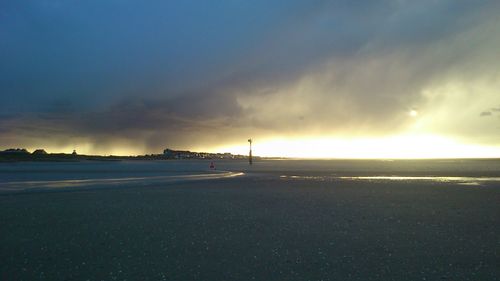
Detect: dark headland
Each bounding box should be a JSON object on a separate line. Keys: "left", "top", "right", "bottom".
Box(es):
{"left": 0, "top": 148, "right": 252, "bottom": 162}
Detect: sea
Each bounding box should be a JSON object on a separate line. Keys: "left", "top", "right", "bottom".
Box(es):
{"left": 1, "top": 158, "right": 500, "bottom": 193}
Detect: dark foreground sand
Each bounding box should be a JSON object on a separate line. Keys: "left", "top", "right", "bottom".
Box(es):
{"left": 1, "top": 176, "right": 499, "bottom": 281}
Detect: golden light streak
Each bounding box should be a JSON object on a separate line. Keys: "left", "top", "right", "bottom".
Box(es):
{"left": 214, "top": 135, "right": 500, "bottom": 159}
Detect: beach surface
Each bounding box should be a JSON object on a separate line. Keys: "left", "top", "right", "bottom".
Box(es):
{"left": 1, "top": 160, "right": 499, "bottom": 280}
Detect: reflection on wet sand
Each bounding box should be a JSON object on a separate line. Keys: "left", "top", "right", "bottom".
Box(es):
{"left": 280, "top": 175, "right": 500, "bottom": 186}
{"left": 0, "top": 171, "right": 244, "bottom": 193}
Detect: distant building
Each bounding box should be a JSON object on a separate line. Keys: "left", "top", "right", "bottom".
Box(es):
{"left": 163, "top": 148, "right": 193, "bottom": 159}
{"left": 163, "top": 149, "right": 172, "bottom": 155}
{"left": 162, "top": 148, "right": 249, "bottom": 160}
{"left": 32, "top": 149, "right": 48, "bottom": 155}
{"left": 72, "top": 150, "right": 77, "bottom": 156}
{"left": 163, "top": 148, "right": 175, "bottom": 158}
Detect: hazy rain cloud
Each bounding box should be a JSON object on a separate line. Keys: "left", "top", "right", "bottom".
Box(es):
{"left": 1, "top": 0, "right": 500, "bottom": 154}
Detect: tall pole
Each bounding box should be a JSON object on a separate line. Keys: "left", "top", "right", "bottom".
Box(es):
{"left": 248, "top": 138, "right": 253, "bottom": 165}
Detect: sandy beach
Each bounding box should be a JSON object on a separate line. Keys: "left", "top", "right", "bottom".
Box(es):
{"left": 1, "top": 160, "right": 499, "bottom": 280}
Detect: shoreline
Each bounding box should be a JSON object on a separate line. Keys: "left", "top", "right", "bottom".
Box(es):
{"left": 0, "top": 170, "right": 244, "bottom": 194}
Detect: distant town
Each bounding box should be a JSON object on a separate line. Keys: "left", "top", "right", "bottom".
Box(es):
{"left": 0, "top": 148, "right": 254, "bottom": 162}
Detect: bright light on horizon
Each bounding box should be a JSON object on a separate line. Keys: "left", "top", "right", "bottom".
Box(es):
{"left": 24, "top": 134, "right": 500, "bottom": 159}
{"left": 212, "top": 135, "right": 500, "bottom": 159}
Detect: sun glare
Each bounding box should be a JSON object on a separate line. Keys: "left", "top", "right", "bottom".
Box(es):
{"left": 215, "top": 135, "right": 500, "bottom": 159}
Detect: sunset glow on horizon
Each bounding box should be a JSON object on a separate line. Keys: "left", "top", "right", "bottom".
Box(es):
{"left": 213, "top": 135, "right": 500, "bottom": 159}
{"left": 18, "top": 133, "right": 500, "bottom": 160}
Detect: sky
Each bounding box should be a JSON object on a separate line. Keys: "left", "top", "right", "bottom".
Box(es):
{"left": 1, "top": 0, "right": 500, "bottom": 157}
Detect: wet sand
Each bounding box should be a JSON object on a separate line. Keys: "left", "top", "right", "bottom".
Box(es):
{"left": 1, "top": 175, "right": 499, "bottom": 280}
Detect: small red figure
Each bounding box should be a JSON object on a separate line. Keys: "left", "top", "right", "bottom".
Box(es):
{"left": 209, "top": 162, "right": 215, "bottom": 170}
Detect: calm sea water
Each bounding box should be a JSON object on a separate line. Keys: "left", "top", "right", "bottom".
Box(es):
{"left": 1, "top": 159, "right": 500, "bottom": 192}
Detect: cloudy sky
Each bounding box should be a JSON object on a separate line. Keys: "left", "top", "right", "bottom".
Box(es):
{"left": 1, "top": 0, "right": 500, "bottom": 157}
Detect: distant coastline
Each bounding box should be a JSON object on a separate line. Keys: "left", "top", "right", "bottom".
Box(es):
{"left": 0, "top": 148, "right": 256, "bottom": 162}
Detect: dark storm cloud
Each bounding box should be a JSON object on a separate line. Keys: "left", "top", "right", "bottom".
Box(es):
{"left": 1, "top": 0, "right": 500, "bottom": 153}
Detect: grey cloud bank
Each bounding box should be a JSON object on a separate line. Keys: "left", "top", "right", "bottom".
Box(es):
{"left": 1, "top": 0, "right": 500, "bottom": 154}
